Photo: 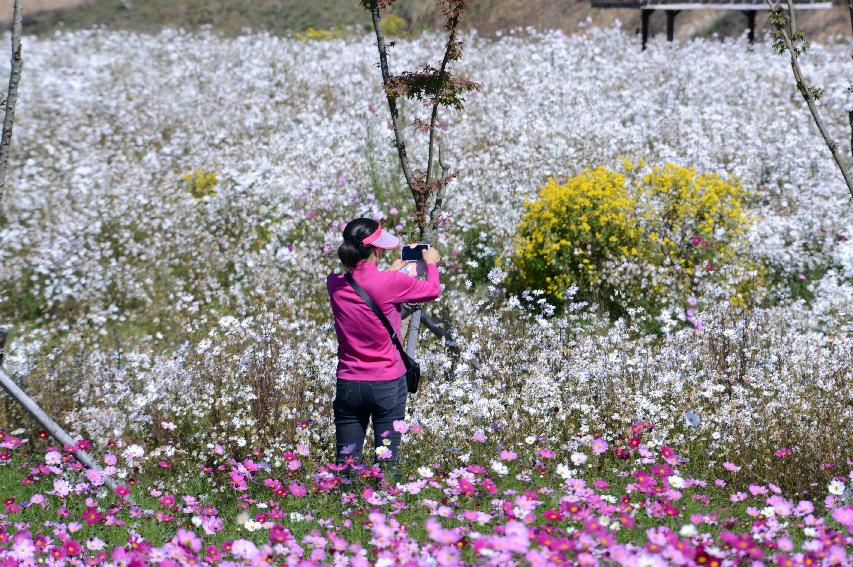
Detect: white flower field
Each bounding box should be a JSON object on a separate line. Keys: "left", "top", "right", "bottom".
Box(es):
{"left": 0, "top": 24, "right": 850, "bottom": 566}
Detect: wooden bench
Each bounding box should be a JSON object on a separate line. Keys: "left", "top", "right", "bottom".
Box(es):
{"left": 590, "top": 0, "right": 833, "bottom": 49}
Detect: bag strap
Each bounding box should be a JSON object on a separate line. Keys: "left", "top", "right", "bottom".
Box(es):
{"left": 345, "top": 272, "right": 412, "bottom": 367}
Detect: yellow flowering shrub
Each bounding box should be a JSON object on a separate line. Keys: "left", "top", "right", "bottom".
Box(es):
{"left": 182, "top": 169, "right": 218, "bottom": 199}
{"left": 295, "top": 27, "right": 344, "bottom": 41}
{"left": 382, "top": 14, "right": 408, "bottom": 36}
{"left": 509, "top": 162, "right": 756, "bottom": 323}
{"left": 509, "top": 167, "right": 642, "bottom": 315}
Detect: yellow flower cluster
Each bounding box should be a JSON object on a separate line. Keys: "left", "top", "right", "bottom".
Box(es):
{"left": 381, "top": 14, "right": 409, "bottom": 37}
{"left": 509, "top": 162, "right": 755, "bottom": 319}
{"left": 511, "top": 167, "right": 642, "bottom": 303}
{"left": 182, "top": 170, "right": 218, "bottom": 199}
{"left": 294, "top": 27, "right": 344, "bottom": 41}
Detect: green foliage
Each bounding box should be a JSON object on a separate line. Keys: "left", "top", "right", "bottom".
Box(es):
{"left": 507, "top": 161, "right": 757, "bottom": 322}
{"left": 458, "top": 229, "right": 497, "bottom": 287}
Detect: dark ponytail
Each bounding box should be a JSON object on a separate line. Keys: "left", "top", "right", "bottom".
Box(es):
{"left": 338, "top": 218, "right": 379, "bottom": 269}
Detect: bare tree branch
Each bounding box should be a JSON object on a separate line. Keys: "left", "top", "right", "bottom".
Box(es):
{"left": 0, "top": 0, "right": 23, "bottom": 204}
{"left": 423, "top": 20, "right": 461, "bottom": 240}
{"left": 367, "top": 1, "right": 417, "bottom": 201}
{"left": 849, "top": 110, "right": 853, "bottom": 163}
{"left": 768, "top": 0, "right": 853, "bottom": 200}
{"left": 427, "top": 135, "right": 450, "bottom": 237}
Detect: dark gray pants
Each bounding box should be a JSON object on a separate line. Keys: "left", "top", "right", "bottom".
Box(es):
{"left": 333, "top": 374, "right": 407, "bottom": 483}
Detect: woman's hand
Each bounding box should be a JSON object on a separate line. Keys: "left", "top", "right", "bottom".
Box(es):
{"left": 388, "top": 259, "right": 406, "bottom": 271}
{"left": 422, "top": 247, "right": 440, "bottom": 265}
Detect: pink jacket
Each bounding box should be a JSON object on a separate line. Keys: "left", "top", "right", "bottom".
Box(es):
{"left": 327, "top": 261, "right": 441, "bottom": 381}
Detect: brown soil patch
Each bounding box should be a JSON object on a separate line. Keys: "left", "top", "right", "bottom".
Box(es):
{"left": 0, "top": 0, "right": 90, "bottom": 23}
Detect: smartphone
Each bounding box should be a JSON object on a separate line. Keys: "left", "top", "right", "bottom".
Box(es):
{"left": 401, "top": 243, "right": 430, "bottom": 262}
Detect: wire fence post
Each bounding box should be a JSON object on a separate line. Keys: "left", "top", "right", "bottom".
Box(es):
{"left": 0, "top": 328, "right": 118, "bottom": 492}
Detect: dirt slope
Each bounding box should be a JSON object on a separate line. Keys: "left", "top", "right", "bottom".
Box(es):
{"left": 1, "top": 0, "right": 849, "bottom": 42}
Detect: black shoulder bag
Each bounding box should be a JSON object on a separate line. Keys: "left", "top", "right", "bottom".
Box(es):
{"left": 345, "top": 272, "right": 421, "bottom": 393}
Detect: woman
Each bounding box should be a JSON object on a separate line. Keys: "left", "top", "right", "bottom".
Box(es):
{"left": 326, "top": 217, "right": 441, "bottom": 483}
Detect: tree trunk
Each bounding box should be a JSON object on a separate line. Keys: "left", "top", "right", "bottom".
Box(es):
{"left": 367, "top": 0, "right": 416, "bottom": 201}
{"left": 848, "top": 0, "right": 853, "bottom": 37}
{"left": 0, "top": 0, "right": 23, "bottom": 203}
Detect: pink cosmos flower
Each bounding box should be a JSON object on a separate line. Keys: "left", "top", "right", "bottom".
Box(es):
{"left": 766, "top": 495, "right": 793, "bottom": 516}
{"left": 774, "top": 447, "right": 792, "bottom": 458}
{"left": 832, "top": 506, "right": 853, "bottom": 529}
{"left": 504, "top": 520, "right": 531, "bottom": 553}
{"left": 53, "top": 479, "right": 71, "bottom": 498}
{"left": 500, "top": 450, "right": 518, "bottom": 461}
{"left": 392, "top": 420, "right": 409, "bottom": 434}
{"left": 86, "top": 468, "right": 105, "bottom": 486}
{"left": 201, "top": 515, "right": 223, "bottom": 535}
{"left": 172, "top": 528, "right": 202, "bottom": 553}
{"left": 435, "top": 545, "right": 460, "bottom": 565}
{"left": 481, "top": 478, "right": 498, "bottom": 495}
{"left": 723, "top": 462, "right": 741, "bottom": 472}
{"left": 591, "top": 439, "right": 608, "bottom": 455}
{"left": 114, "top": 485, "right": 130, "bottom": 498}
{"left": 730, "top": 492, "right": 747, "bottom": 503}
{"left": 63, "top": 539, "right": 81, "bottom": 557}
{"left": 229, "top": 471, "right": 247, "bottom": 491}
{"left": 795, "top": 500, "right": 814, "bottom": 516}
{"left": 776, "top": 536, "right": 794, "bottom": 552}
{"left": 82, "top": 507, "right": 101, "bottom": 525}
{"left": 472, "top": 431, "right": 487, "bottom": 442}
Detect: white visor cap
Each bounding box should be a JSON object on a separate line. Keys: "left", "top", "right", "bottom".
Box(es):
{"left": 362, "top": 224, "right": 400, "bottom": 250}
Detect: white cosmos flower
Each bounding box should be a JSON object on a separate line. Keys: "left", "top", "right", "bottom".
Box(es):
{"left": 570, "top": 452, "right": 588, "bottom": 466}
{"left": 123, "top": 444, "right": 144, "bottom": 462}
{"left": 490, "top": 460, "right": 508, "bottom": 476}
{"left": 243, "top": 520, "right": 263, "bottom": 532}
